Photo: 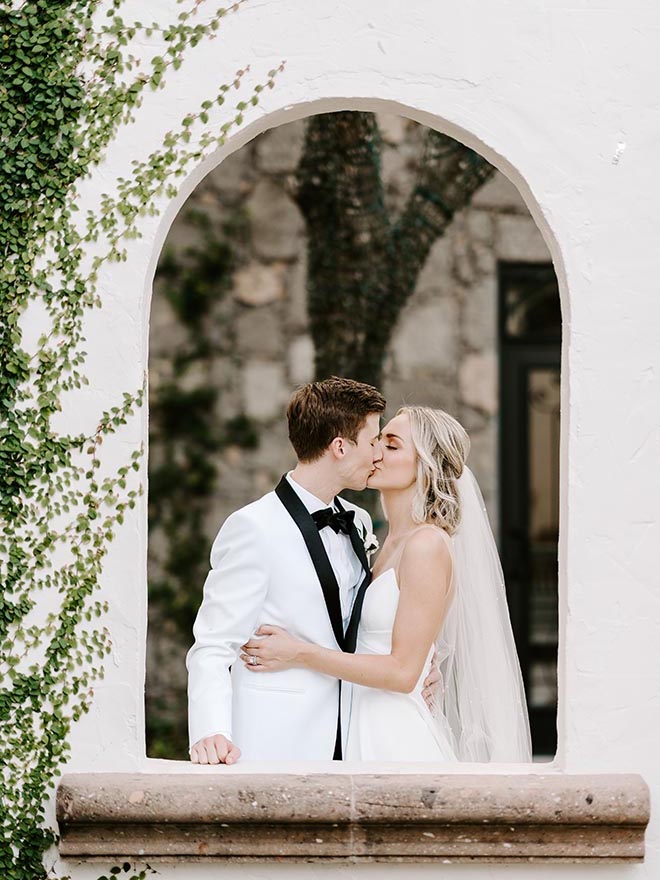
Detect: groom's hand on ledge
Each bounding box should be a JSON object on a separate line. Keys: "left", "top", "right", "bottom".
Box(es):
{"left": 190, "top": 734, "right": 241, "bottom": 765}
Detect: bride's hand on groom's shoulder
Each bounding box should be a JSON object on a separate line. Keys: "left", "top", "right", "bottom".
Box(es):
{"left": 241, "top": 624, "right": 302, "bottom": 672}
{"left": 190, "top": 734, "right": 241, "bottom": 765}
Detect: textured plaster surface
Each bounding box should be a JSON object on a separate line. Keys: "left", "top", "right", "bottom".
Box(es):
{"left": 47, "top": 0, "right": 660, "bottom": 876}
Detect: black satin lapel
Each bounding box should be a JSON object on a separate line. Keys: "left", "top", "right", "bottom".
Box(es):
{"left": 344, "top": 572, "right": 370, "bottom": 654}
{"left": 333, "top": 498, "right": 372, "bottom": 655}
{"left": 275, "top": 476, "right": 345, "bottom": 650}
{"left": 334, "top": 496, "right": 371, "bottom": 576}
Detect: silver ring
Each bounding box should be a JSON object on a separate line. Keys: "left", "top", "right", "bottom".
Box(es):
{"left": 249, "top": 655, "right": 258, "bottom": 666}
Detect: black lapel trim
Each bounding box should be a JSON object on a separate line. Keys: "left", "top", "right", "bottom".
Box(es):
{"left": 334, "top": 496, "right": 370, "bottom": 576}
{"left": 275, "top": 475, "right": 345, "bottom": 650}
{"left": 344, "top": 573, "right": 370, "bottom": 654}
{"left": 334, "top": 496, "right": 372, "bottom": 654}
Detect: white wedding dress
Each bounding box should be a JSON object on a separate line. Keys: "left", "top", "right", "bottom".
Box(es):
{"left": 345, "top": 528, "right": 458, "bottom": 762}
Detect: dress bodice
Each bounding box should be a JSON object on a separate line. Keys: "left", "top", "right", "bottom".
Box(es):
{"left": 357, "top": 566, "right": 433, "bottom": 697}
{"left": 357, "top": 525, "right": 454, "bottom": 695}
{"left": 358, "top": 567, "right": 399, "bottom": 641}
{"left": 345, "top": 533, "right": 458, "bottom": 762}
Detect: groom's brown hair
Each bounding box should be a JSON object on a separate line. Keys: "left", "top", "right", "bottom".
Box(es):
{"left": 287, "top": 376, "right": 386, "bottom": 462}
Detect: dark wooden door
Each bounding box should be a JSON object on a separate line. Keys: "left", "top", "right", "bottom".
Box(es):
{"left": 499, "top": 263, "right": 561, "bottom": 757}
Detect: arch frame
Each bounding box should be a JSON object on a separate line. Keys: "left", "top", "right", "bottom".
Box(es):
{"left": 72, "top": 77, "right": 573, "bottom": 774}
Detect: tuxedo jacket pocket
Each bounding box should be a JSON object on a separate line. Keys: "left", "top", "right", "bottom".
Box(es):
{"left": 241, "top": 681, "right": 306, "bottom": 695}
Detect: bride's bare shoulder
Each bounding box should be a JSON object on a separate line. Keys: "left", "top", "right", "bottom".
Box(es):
{"left": 400, "top": 525, "right": 452, "bottom": 566}
{"left": 397, "top": 526, "right": 453, "bottom": 596}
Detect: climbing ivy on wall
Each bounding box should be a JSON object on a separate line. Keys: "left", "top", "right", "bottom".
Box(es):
{"left": 0, "top": 1, "right": 280, "bottom": 877}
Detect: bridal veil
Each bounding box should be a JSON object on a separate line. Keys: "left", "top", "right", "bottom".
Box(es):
{"left": 433, "top": 466, "right": 533, "bottom": 762}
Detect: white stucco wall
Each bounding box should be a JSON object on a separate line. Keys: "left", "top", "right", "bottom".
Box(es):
{"left": 52, "top": 0, "right": 660, "bottom": 877}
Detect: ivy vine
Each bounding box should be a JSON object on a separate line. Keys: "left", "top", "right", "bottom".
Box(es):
{"left": 0, "top": 1, "right": 281, "bottom": 877}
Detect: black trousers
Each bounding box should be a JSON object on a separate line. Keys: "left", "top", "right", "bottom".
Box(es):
{"left": 333, "top": 681, "right": 343, "bottom": 759}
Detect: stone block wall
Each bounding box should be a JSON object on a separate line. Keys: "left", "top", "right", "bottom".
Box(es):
{"left": 150, "top": 114, "right": 551, "bottom": 533}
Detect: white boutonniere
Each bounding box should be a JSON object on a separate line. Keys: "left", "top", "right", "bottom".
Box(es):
{"left": 364, "top": 531, "right": 379, "bottom": 559}
{"left": 356, "top": 518, "right": 379, "bottom": 560}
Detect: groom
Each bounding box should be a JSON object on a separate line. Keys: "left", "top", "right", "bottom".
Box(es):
{"left": 187, "top": 376, "right": 385, "bottom": 763}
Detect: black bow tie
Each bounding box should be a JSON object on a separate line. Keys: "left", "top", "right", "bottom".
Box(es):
{"left": 311, "top": 507, "right": 355, "bottom": 535}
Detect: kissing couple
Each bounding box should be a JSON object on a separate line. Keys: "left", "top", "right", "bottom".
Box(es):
{"left": 187, "top": 377, "right": 531, "bottom": 764}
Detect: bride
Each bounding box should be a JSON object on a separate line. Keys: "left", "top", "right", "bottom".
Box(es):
{"left": 240, "top": 406, "right": 532, "bottom": 762}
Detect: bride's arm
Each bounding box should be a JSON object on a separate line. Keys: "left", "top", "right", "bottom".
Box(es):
{"left": 241, "top": 530, "right": 452, "bottom": 694}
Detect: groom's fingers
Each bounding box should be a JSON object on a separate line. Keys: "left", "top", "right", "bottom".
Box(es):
{"left": 421, "top": 662, "right": 444, "bottom": 709}
{"left": 194, "top": 743, "right": 209, "bottom": 764}
{"left": 225, "top": 742, "right": 241, "bottom": 764}
{"left": 191, "top": 735, "right": 238, "bottom": 764}
{"left": 211, "top": 735, "right": 229, "bottom": 763}
{"left": 423, "top": 663, "right": 441, "bottom": 689}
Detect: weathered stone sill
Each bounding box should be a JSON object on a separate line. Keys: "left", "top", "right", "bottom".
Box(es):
{"left": 57, "top": 772, "right": 649, "bottom": 863}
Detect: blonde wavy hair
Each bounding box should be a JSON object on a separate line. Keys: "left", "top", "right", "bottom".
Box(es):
{"left": 398, "top": 406, "right": 471, "bottom": 535}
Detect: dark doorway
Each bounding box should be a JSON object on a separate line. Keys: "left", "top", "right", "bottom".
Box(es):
{"left": 499, "top": 262, "right": 561, "bottom": 757}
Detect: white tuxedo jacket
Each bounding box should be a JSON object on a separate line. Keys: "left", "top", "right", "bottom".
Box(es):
{"left": 186, "top": 482, "right": 372, "bottom": 761}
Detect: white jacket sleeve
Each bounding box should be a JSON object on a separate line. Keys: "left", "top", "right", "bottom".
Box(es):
{"left": 186, "top": 510, "right": 269, "bottom": 748}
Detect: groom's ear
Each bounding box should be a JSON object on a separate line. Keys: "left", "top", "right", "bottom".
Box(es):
{"left": 329, "top": 436, "right": 346, "bottom": 459}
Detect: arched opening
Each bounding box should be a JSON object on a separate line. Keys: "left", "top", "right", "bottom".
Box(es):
{"left": 144, "top": 106, "right": 564, "bottom": 763}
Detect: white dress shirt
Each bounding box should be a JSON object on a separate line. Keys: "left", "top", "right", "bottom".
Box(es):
{"left": 286, "top": 473, "right": 364, "bottom": 630}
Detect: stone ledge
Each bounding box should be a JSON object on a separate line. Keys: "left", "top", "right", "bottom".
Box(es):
{"left": 56, "top": 772, "right": 649, "bottom": 863}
